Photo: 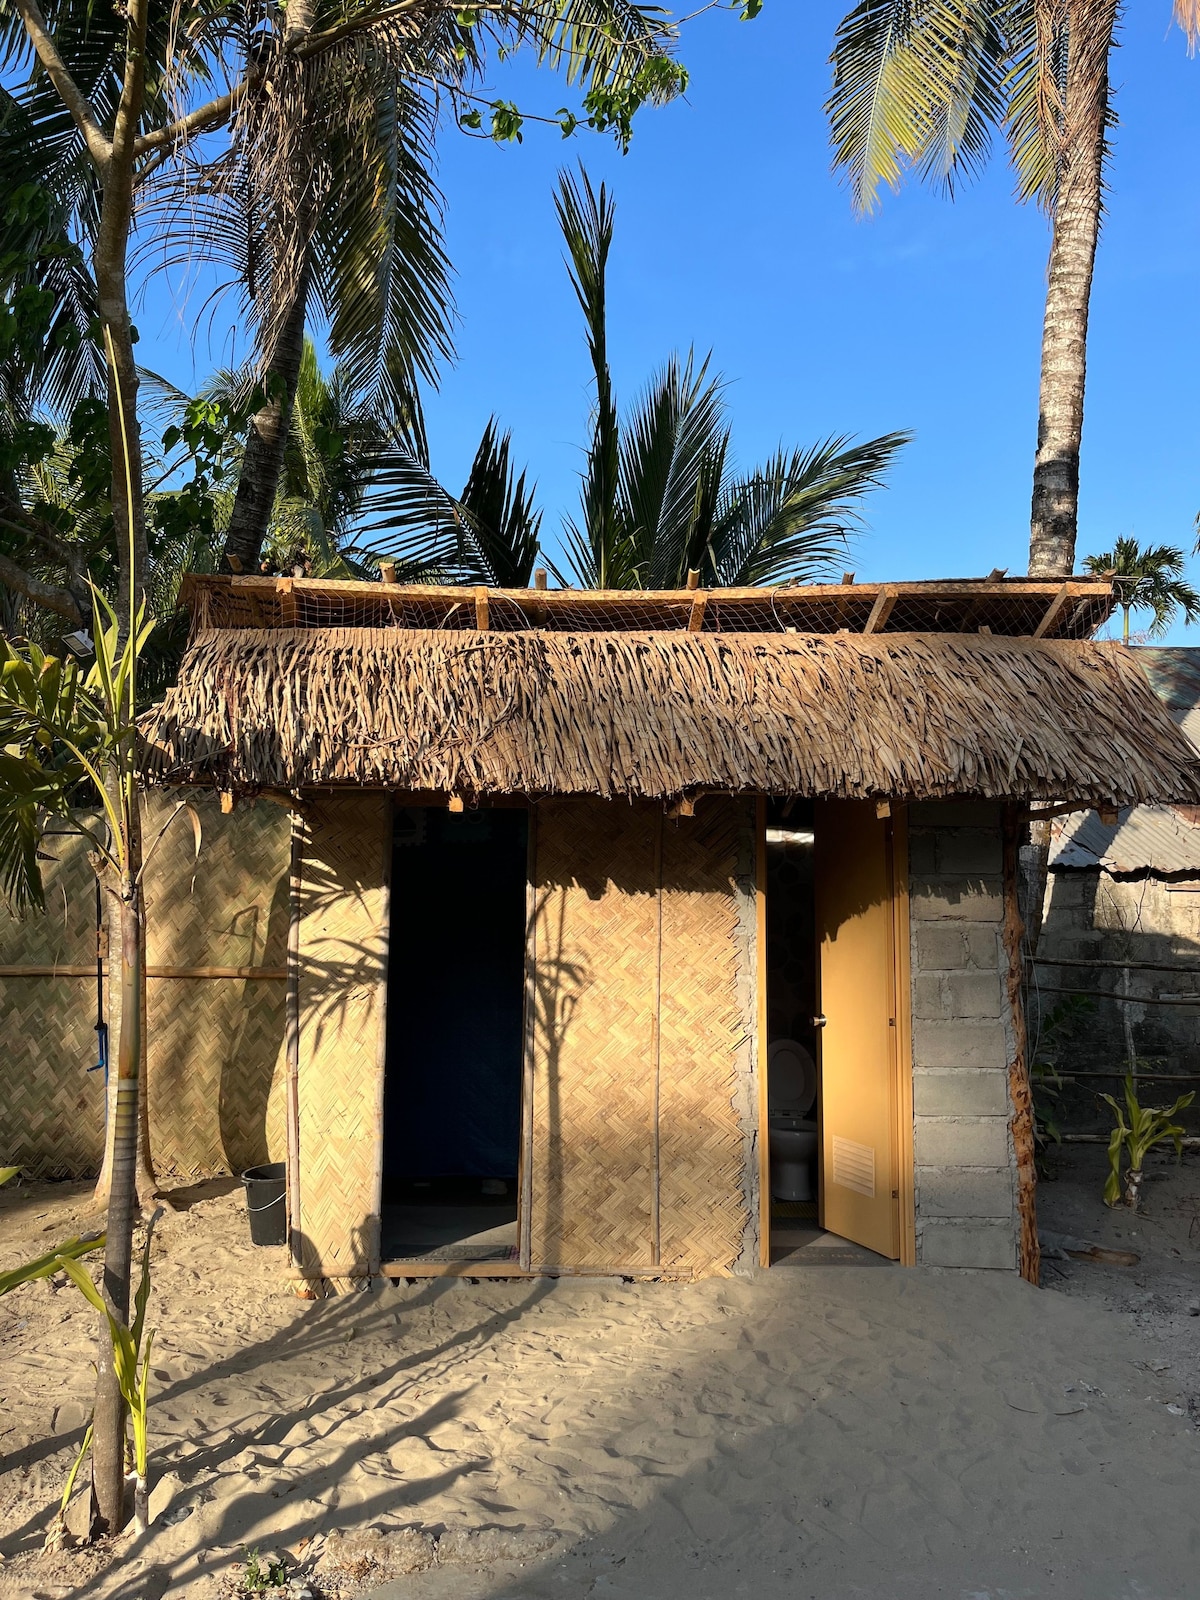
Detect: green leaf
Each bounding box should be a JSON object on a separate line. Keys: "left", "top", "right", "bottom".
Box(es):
{"left": 59, "top": 1423, "right": 93, "bottom": 1518}
{"left": 489, "top": 101, "right": 524, "bottom": 144}
{"left": 1103, "top": 1124, "right": 1124, "bottom": 1207}
{"left": 0, "top": 1234, "right": 103, "bottom": 1297}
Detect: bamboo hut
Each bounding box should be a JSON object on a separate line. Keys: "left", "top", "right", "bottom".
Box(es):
{"left": 8, "top": 572, "right": 1200, "bottom": 1291}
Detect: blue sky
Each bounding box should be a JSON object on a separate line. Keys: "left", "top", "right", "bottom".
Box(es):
{"left": 138, "top": 1, "right": 1200, "bottom": 642}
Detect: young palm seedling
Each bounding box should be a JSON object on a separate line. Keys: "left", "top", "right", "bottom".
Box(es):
{"left": 55, "top": 1211, "right": 161, "bottom": 1532}
{"left": 1101, "top": 1076, "right": 1195, "bottom": 1211}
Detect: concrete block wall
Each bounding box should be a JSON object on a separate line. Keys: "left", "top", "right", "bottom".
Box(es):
{"left": 908, "top": 802, "right": 1019, "bottom": 1269}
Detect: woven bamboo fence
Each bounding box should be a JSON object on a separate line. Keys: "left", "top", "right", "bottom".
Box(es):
{"left": 0, "top": 793, "right": 290, "bottom": 1180}
{"left": 526, "top": 797, "right": 754, "bottom": 1277}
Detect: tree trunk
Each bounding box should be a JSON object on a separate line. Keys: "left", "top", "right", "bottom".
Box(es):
{"left": 92, "top": 885, "right": 158, "bottom": 1213}
{"left": 88, "top": 0, "right": 150, "bottom": 1532}
{"left": 221, "top": 278, "right": 309, "bottom": 576}
{"left": 1027, "top": 0, "right": 1118, "bottom": 578}
{"left": 284, "top": 0, "right": 318, "bottom": 49}
{"left": 91, "top": 856, "right": 143, "bottom": 1535}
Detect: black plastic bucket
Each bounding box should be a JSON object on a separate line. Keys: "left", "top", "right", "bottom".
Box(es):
{"left": 242, "top": 1163, "right": 287, "bottom": 1246}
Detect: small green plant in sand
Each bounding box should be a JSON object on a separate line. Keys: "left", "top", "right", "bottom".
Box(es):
{"left": 241, "top": 1548, "right": 290, "bottom": 1593}
{"left": 1101, "top": 1076, "right": 1195, "bottom": 1211}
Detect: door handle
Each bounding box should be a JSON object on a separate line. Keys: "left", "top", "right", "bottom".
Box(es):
{"left": 812, "top": 1014, "right": 826, "bottom": 1028}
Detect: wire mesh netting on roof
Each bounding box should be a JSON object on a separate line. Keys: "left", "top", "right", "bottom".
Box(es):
{"left": 184, "top": 577, "right": 1114, "bottom": 641}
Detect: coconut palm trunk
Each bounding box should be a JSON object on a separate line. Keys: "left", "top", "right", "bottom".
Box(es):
{"left": 93, "top": 889, "right": 157, "bottom": 1212}
{"left": 221, "top": 277, "right": 310, "bottom": 575}
{"left": 85, "top": 0, "right": 152, "bottom": 1532}
{"left": 1028, "top": 0, "right": 1118, "bottom": 577}
{"left": 1023, "top": 0, "right": 1120, "bottom": 949}
{"left": 91, "top": 859, "right": 144, "bottom": 1533}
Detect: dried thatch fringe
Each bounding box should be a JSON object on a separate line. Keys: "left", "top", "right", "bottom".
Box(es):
{"left": 141, "top": 628, "right": 1200, "bottom": 805}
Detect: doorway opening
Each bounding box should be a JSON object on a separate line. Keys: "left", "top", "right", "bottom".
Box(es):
{"left": 763, "top": 799, "right": 889, "bottom": 1266}
{"left": 381, "top": 804, "right": 528, "bottom": 1268}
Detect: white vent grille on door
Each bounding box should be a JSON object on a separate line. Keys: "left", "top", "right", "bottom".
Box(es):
{"left": 832, "top": 1136, "right": 876, "bottom": 1198}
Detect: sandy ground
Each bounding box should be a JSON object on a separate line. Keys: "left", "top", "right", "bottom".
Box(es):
{"left": 0, "top": 1152, "right": 1197, "bottom": 1600}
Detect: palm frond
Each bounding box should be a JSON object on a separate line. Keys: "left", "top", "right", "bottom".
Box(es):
{"left": 1176, "top": 0, "right": 1200, "bottom": 46}
{"left": 618, "top": 351, "right": 728, "bottom": 589}
{"left": 453, "top": 419, "right": 542, "bottom": 587}
{"left": 912, "top": 0, "right": 1009, "bottom": 194}
{"left": 0, "top": 802, "right": 46, "bottom": 914}
{"left": 1003, "top": 0, "right": 1066, "bottom": 206}
{"left": 506, "top": 0, "right": 680, "bottom": 94}
{"left": 712, "top": 431, "right": 910, "bottom": 587}
{"left": 314, "top": 75, "right": 452, "bottom": 423}
{"left": 828, "top": 0, "right": 1010, "bottom": 213}
{"left": 555, "top": 167, "right": 625, "bottom": 588}
{"left": 0, "top": 89, "right": 104, "bottom": 415}
{"left": 355, "top": 416, "right": 541, "bottom": 587}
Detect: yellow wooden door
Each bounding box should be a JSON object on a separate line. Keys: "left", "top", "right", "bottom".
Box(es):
{"left": 814, "top": 800, "right": 901, "bottom": 1259}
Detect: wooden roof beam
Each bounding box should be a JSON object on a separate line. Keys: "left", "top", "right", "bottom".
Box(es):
{"left": 195, "top": 573, "right": 1114, "bottom": 607}
{"left": 863, "top": 586, "right": 897, "bottom": 633}
{"left": 1032, "top": 583, "right": 1074, "bottom": 640}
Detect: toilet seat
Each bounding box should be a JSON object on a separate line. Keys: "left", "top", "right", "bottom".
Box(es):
{"left": 767, "top": 1038, "right": 817, "bottom": 1118}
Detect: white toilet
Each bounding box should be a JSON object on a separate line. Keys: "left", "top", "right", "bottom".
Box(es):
{"left": 768, "top": 1038, "right": 818, "bottom": 1203}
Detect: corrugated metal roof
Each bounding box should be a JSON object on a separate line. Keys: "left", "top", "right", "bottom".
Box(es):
{"left": 1050, "top": 649, "right": 1200, "bottom": 874}
{"left": 1051, "top": 804, "right": 1200, "bottom": 875}
{"left": 1137, "top": 649, "right": 1200, "bottom": 745}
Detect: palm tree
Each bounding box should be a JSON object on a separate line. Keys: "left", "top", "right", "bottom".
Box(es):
{"left": 1, "top": 0, "right": 689, "bottom": 619}
{"left": 380, "top": 170, "right": 908, "bottom": 588}
{"left": 1084, "top": 537, "right": 1200, "bottom": 643}
{"left": 558, "top": 170, "right": 907, "bottom": 588}
{"left": 824, "top": 0, "right": 1198, "bottom": 578}
{"left": 160, "top": 341, "right": 541, "bottom": 587}
{"left": 268, "top": 342, "right": 540, "bottom": 586}
{"left": 141, "top": 0, "right": 690, "bottom": 580}
{"left": 0, "top": 0, "right": 686, "bottom": 1533}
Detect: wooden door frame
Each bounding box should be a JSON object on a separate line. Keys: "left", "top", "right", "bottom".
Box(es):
{"left": 518, "top": 803, "right": 538, "bottom": 1271}
{"left": 367, "top": 795, "right": 393, "bottom": 1277}
{"left": 756, "top": 797, "right": 916, "bottom": 1268}
{"left": 756, "top": 798, "right": 771, "bottom": 1267}
{"left": 887, "top": 808, "right": 917, "bottom": 1267}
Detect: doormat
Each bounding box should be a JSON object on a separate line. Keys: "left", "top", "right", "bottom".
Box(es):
{"left": 772, "top": 1200, "right": 819, "bottom": 1220}
{"left": 389, "top": 1244, "right": 520, "bottom": 1264}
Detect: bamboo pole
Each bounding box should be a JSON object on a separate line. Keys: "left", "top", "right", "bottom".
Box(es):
{"left": 284, "top": 814, "right": 303, "bottom": 1271}
{"left": 1003, "top": 806, "right": 1040, "bottom": 1286}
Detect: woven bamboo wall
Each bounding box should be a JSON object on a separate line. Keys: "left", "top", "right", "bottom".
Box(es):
{"left": 294, "top": 793, "right": 389, "bottom": 1283}
{"left": 143, "top": 797, "right": 290, "bottom": 1176}
{"left": 0, "top": 794, "right": 290, "bottom": 1180}
{"left": 526, "top": 797, "right": 753, "bottom": 1276}
{"left": 0, "top": 823, "right": 105, "bottom": 1176}
{"left": 657, "top": 807, "right": 753, "bottom": 1274}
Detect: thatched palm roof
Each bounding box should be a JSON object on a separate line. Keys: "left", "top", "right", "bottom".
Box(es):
{"left": 143, "top": 626, "right": 1200, "bottom": 806}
